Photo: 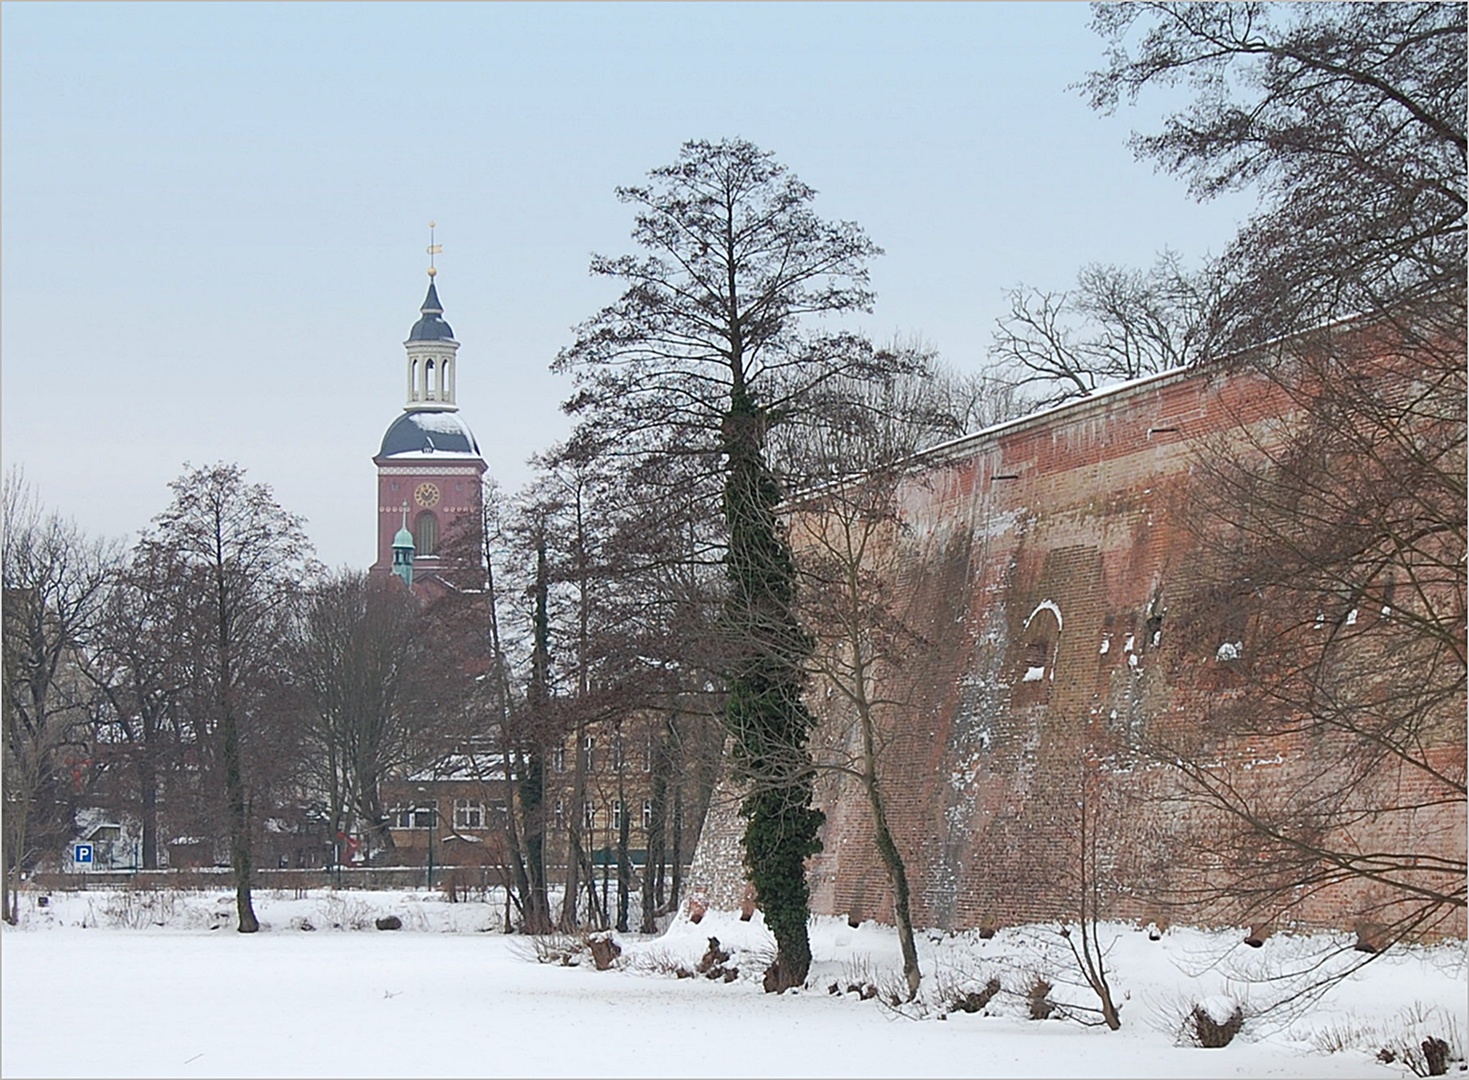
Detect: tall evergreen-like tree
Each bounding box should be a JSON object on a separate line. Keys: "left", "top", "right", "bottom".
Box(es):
{"left": 554, "top": 138, "right": 885, "bottom": 988}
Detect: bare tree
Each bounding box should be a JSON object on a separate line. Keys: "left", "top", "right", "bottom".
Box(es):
{"left": 1084, "top": 2, "right": 1465, "bottom": 346}
{"left": 291, "top": 569, "right": 462, "bottom": 857}
{"left": 784, "top": 358, "right": 1015, "bottom": 1001}
{"left": 791, "top": 467, "right": 924, "bottom": 999}
{"left": 137, "top": 463, "right": 316, "bottom": 933}
{"left": 1050, "top": 761, "right": 1123, "bottom": 1030}
{"left": 1, "top": 471, "right": 117, "bottom": 923}
{"left": 83, "top": 545, "right": 194, "bottom": 871}
{"left": 989, "top": 252, "right": 1228, "bottom": 408}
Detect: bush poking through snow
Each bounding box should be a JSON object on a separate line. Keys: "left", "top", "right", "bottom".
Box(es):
{"left": 1027, "top": 976, "right": 1056, "bottom": 1020}
{"left": 1185, "top": 997, "right": 1244, "bottom": 1048}
{"left": 697, "top": 937, "right": 730, "bottom": 973}
{"left": 952, "top": 977, "right": 1002, "bottom": 1014}
{"left": 520, "top": 932, "right": 592, "bottom": 966}
{"left": 101, "top": 889, "right": 180, "bottom": 930}
{"left": 1374, "top": 1004, "right": 1466, "bottom": 1077}
{"left": 631, "top": 946, "right": 694, "bottom": 979}
{"left": 696, "top": 937, "right": 738, "bottom": 980}
{"left": 588, "top": 931, "right": 622, "bottom": 971}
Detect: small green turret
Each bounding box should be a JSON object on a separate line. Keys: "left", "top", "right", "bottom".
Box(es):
{"left": 392, "top": 505, "right": 415, "bottom": 587}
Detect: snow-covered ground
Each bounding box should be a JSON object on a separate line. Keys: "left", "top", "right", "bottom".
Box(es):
{"left": 2, "top": 888, "right": 1463, "bottom": 1078}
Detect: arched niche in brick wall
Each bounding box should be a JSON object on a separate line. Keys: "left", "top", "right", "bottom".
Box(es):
{"left": 1014, "top": 600, "right": 1062, "bottom": 706}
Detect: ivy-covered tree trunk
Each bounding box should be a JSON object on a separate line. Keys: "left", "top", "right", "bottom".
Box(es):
{"left": 722, "top": 392, "right": 824, "bottom": 991}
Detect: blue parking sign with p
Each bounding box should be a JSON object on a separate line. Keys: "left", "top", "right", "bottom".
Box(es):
{"left": 73, "top": 843, "right": 93, "bottom": 865}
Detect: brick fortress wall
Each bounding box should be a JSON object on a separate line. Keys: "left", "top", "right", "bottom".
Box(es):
{"left": 688, "top": 339, "right": 1467, "bottom": 938}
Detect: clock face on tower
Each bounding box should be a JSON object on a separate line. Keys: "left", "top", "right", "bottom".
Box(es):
{"left": 414, "top": 482, "right": 441, "bottom": 509}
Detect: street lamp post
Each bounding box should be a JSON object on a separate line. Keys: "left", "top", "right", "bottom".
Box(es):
{"left": 417, "top": 785, "right": 436, "bottom": 890}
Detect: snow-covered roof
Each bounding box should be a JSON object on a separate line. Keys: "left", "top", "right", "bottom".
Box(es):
{"left": 379, "top": 409, "right": 482, "bottom": 459}
{"left": 404, "top": 752, "right": 513, "bottom": 783}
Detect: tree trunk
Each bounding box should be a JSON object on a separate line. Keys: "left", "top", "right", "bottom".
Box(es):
{"left": 615, "top": 783, "right": 631, "bottom": 933}
{"left": 358, "top": 781, "right": 396, "bottom": 854}
{"left": 138, "top": 741, "right": 159, "bottom": 871}
{"left": 857, "top": 668, "right": 921, "bottom": 999}
{"left": 669, "top": 788, "right": 683, "bottom": 911}
{"left": 868, "top": 780, "right": 920, "bottom": 999}
{"left": 221, "top": 706, "right": 258, "bottom": 933}
{"left": 641, "top": 737, "right": 669, "bottom": 932}
{"left": 519, "top": 745, "right": 550, "bottom": 932}
{"left": 560, "top": 730, "right": 587, "bottom": 930}
{"left": 526, "top": 532, "right": 557, "bottom": 933}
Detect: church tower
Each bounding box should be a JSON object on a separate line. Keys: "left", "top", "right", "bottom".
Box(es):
{"left": 371, "top": 230, "right": 486, "bottom": 592}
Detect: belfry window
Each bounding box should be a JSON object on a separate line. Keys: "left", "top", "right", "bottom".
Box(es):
{"left": 415, "top": 511, "right": 438, "bottom": 556}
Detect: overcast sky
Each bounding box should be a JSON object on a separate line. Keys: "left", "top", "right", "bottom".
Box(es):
{"left": 2, "top": 2, "right": 1256, "bottom": 570}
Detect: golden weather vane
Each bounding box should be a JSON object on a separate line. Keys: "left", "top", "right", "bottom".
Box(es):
{"left": 426, "top": 221, "right": 442, "bottom": 278}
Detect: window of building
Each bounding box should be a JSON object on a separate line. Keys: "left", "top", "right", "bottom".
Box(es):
{"left": 454, "top": 799, "right": 485, "bottom": 830}
{"left": 390, "top": 805, "right": 436, "bottom": 829}
{"left": 415, "top": 511, "right": 439, "bottom": 556}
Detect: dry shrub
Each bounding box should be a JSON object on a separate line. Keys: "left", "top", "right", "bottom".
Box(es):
{"left": 696, "top": 936, "right": 731, "bottom": 976}
{"left": 101, "top": 889, "right": 179, "bottom": 929}
{"left": 632, "top": 946, "right": 694, "bottom": 979}
{"left": 1376, "top": 1004, "right": 1465, "bottom": 1077}
{"left": 519, "top": 932, "right": 591, "bottom": 966}
{"left": 1310, "top": 1018, "right": 1373, "bottom": 1056}
{"left": 952, "top": 977, "right": 1002, "bottom": 1014}
{"left": 1027, "top": 976, "right": 1055, "bottom": 1020}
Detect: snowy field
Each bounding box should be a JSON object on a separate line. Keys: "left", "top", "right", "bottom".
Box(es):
{"left": 2, "top": 888, "right": 1464, "bottom": 1078}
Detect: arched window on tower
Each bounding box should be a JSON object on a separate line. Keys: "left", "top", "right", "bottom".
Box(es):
{"left": 415, "top": 511, "right": 438, "bottom": 556}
